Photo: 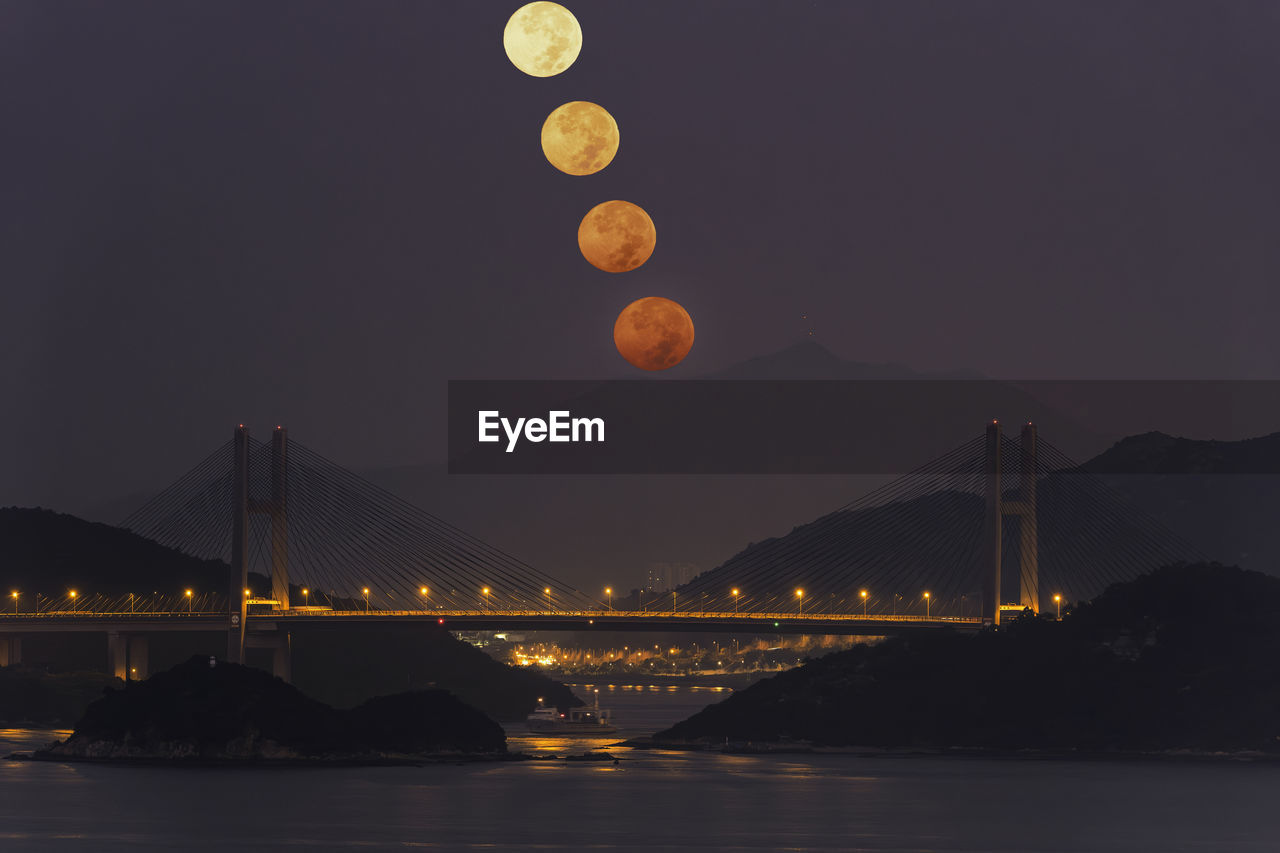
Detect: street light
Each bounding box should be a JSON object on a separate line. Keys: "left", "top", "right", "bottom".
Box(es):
{"left": 1053, "top": 593, "right": 1062, "bottom": 620}
{"left": 10, "top": 591, "right": 17, "bottom": 615}
{"left": 731, "top": 588, "right": 740, "bottom": 614}
{"left": 605, "top": 587, "right": 613, "bottom": 610}
{"left": 301, "top": 587, "right": 309, "bottom": 607}
{"left": 185, "top": 589, "right": 193, "bottom": 613}
{"left": 362, "top": 588, "right": 370, "bottom": 613}
{"left": 481, "top": 587, "right": 490, "bottom": 612}
{"left": 544, "top": 587, "right": 552, "bottom": 611}
{"left": 69, "top": 590, "right": 78, "bottom": 613}
{"left": 796, "top": 588, "right": 804, "bottom": 615}
{"left": 860, "top": 589, "right": 868, "bottom": 618}
{"left": 923, "top": 591, "right": 931, "bottom": 619}
{"left": 672, "top": 590, "right": 677, "bottom": 614}
{"left": 420, "top": 587, "right": 429, "bottom": 610}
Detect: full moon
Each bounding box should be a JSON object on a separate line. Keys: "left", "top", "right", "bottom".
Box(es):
{"left": 613, "top": 297, "right": 695, "bottom": 371}
{"left": 578, "top": 200, "right": 657, "bottom": 273}
{"left": 503, "top": 2, "right": 582, "bottom": 78}
{"left": 541, "top": 102, "right": 619, "bottom": 176}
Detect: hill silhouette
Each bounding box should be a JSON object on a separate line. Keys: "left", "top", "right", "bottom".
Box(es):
{"left": 1, "top": 507, "right": 228, "bottom": 595}
{"left": 655, "top": 563, "right": 1280, "bottom": 753}
{"left": 37, "top": 656, "right": 506, "bottom": 762}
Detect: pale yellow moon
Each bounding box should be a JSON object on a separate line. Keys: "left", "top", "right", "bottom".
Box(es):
{"left": 613, "top": 297, "right": 695, "bottom": 371}
{"left": 503, "top": 2, "right": 582, "bottom": 78}
{"left": 541, "top": 101, "right": 619, "bottom": 176}
{"left": 578, "top": 200, "right": 656, "bottom": 273}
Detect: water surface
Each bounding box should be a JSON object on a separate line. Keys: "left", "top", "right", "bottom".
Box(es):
{"left": 1, "top": 684, "right": 1276, "bottom": 851}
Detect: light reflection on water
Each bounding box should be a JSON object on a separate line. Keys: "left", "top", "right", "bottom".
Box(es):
{"left": 3, "top": 693, "right": 1280, "bottom": 851}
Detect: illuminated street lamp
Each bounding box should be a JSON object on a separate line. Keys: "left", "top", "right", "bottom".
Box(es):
{"left": 796, "top": 588, "right": 804, "bottom": 616}
{"left": 860, "top": 589, "right": 868, "bottom": 618}
{"left": 605, "top": 587, "right": 613, "bottom": 610}
{"left": 731, "top": 588, "right": 740, "bottom": 614}
{"left": 420, "top": 587, "right": 429, "bottom": 610}
{"left": 10, "top": 591, "right": 17, "bottom": 615}
{"left": 69, "top": 590, "right": 78, "bottom": 613}
{"left": 185, "top": 589, "right": 193, "bottom": 613}
{"left": 923, "top": 591, "right": 931, "bottom": 619}
{"left": 544, "top": 587, "right": 552, "bottom": 611}
{"left": 1053, "top": 593, "right": 1062, "bottom": 620}
{"left": 482, "top": 587, "right": 490, "bottom": 612}
{"left": 301, "top": 587, "right": 309, "bottom": 607}
{"left": 362, "top": 588, "right": 370, "bottom": 612}
{"left": 672, "top": 590, "right": 677, "bottom": 614}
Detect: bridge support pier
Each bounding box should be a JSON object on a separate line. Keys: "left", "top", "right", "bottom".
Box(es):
{"left": 107, "top": 632, "right": 150, "bottom": 680}
{"left": 0, "top": 635, "right": 22, "bottom": 667}
{"left": 246, "top": 631, "right": 292, "bottom": 684}
{"left": 128, "top": 635, "right": 149, "bottom": 679}
{"left": 108, "top": 631, "right": 128, "bottom": 680}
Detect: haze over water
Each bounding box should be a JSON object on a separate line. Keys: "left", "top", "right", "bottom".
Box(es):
{"left": 2, "top": 686, "right": 1279, "bottom": 851}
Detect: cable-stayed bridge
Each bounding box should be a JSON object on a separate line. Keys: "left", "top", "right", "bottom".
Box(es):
{"left": 0, "top": 423, "right": 1202, "bottom": 681}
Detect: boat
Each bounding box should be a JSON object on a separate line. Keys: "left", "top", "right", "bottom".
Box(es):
{"left": 526, "top": 690, "right": 617, "bottom": 734}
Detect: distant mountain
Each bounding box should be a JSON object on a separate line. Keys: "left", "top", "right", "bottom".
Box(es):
{"left": 0, "top": 507, "right": 228, "bottom": 596}
{"left": 1079, "top": 432, "right": 1280, "bottom": 570}
{"left": 678, "top": 429, "right": 1280, "bottom": 607}
{"left": 674, "top": 463, "right": 1202, "bottom": 612}
{"left": 1082, "top": 431, "right": 1280, "bottom": 474}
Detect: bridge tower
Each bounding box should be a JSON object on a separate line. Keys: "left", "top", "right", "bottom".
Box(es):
{"left": 227, "top": 425, "right": 290, "bottom": 668}
{"left": 981, "top": 421, "right": 1039, "bottom": 626}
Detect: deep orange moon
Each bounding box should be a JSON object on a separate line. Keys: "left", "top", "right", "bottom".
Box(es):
{"left": 578, "top": 200, "right": 656, "bottom": 273}
{"left": 613, "top": 297, "right": 694, "bottom": 371}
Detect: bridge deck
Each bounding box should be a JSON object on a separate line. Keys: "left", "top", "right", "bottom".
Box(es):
{"left": 0, "top": 609, "right": 983, "bottom": 634}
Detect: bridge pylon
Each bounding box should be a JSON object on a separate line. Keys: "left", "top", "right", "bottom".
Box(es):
{"left": 228, "top": 424, "right": 291, "bottom": 666}
{"left": 981, "top": 421, "right": 1039, "bottom": 626}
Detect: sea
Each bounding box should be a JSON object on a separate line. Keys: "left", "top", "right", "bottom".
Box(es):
{"left": 2, "top": 681, "right": 1278, "bottom": 852}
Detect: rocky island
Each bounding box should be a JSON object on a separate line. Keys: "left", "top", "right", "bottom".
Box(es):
{"left": 650, "top": 563, "right": 1280, "bottom": 756}
{"left": 27, "top": 655, "right": 507, "bottom": 764}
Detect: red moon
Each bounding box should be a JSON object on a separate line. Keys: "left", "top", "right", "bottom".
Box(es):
{"left": 613, "top": 297, "right": 695, "bottom": 371}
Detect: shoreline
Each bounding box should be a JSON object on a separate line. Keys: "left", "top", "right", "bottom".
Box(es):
{"left": 4, "top": 749, "right": 623, "bottom": 768}
{"left": 622, "top": 736, "right": 1280, "bottom": 763}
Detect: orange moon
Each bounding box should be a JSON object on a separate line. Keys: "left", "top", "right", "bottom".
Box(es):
{"left": 578, "top": 200, "right": 656, "bottom": 273}
{"left": 613, "top": 297, "right": 694, "bottom": 371}
{"left": 541, "top": 101, "right": 619, "bottom": 176}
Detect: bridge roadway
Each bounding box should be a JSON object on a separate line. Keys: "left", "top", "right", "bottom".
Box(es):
{"left": 0, "top": 608, "right": 982, "bottom": 635}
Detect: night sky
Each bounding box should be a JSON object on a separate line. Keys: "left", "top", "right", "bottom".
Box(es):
{"left": 4, "top": 0, "right": 1279, "bottom": 511}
